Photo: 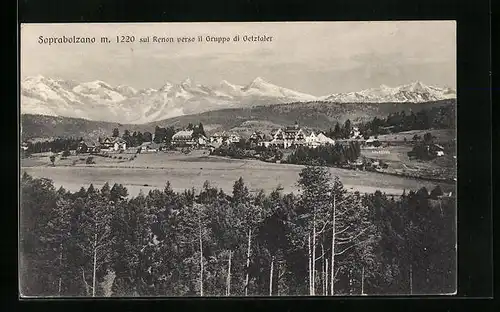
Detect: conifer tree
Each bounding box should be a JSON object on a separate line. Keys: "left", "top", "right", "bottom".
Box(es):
{"left": 297, "top": 166, "right": 332, "bottom": 295}
{"left": 20, "top": 175, "right": 59, "bottom": 296}
{"left": 77, "top": 192, "right": 114, "bottom": 296}
{"left": 231, "top": 177, "right": 265, "bottom": 296}
{"left": 43, "top": 195, "right": 74, "bottom": 296}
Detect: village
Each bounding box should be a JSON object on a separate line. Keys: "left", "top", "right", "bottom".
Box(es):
{"left": 20, "top": 121, "right": 454, "bottom": 184}
{"left": 64, "top": 123, "right": 379, "bottom": 156}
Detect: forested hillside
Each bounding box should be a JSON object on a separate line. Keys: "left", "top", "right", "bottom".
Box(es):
{"left": 151, "top": 100, "right": 454, "bottom": 131}
{"left": 20, "top": 167, "right": 456, "bottom": 297}
{"left": 20, "top": 114, "right": 144, "bottom": 141}
{"left": 20, "top": 99, "right": 454, "bottom": 140}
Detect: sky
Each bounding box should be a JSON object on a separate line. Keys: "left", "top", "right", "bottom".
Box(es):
{"left": 20, "top": 21, "right": 456, "bottom": 96}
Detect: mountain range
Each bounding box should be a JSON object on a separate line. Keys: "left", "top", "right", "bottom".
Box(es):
{"left": 21, "top": 75, "right": 456, "bottom": 124}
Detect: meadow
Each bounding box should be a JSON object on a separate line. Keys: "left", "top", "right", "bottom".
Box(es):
{"left": 21, "top": 150, "right": 454, "bottom": 197}
{"left": 375, "top": 128, "right": 456, "bottom": 144}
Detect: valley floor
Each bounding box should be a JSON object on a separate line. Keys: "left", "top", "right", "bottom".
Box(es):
{"left": 21, "top": 150, "right": 455, "bottom": 197}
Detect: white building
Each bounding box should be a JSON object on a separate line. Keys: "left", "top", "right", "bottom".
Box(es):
{"left": 139, "top": 141, "right": 161, "bottom": 153}
{"left": 172, "top": 130, "right": 195, "bottom": 146}
{"left": 316, "top": 133, "right": 336, "bottom": 145}
{"left": 209, "top": 132, "right": 240, "bottom": 145}
{"left": 209, "top": 132, "right": 224, "bottom": 144}
{"left": 226, "top": 133, "right": 240, "bottom": 144}
{"left": 112, "top": 138, "right": 127, "bottom": 151}
{"left": 350, "top": 127, "right": 361, "bottom": 139}
{"left": 197, "top": 135, "right": 208, "bottom": 145}
{"left": 267, "top": 125, "right": 306, "bottom": 148}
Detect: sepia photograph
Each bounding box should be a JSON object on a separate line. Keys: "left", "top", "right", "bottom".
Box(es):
{"left": 19, "top": 21, "right": 457, "bottom": 297}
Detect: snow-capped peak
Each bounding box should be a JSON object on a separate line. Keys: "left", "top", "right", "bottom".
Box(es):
{"left": 25, "top": 74, "right": 46, "bottom": 82}
{"left": 219, "top": 80, "right": 242, "bottom": 91}
{"left": 248, "top": 77, "right": 270, "bottom": 88}
{"left": 400, "top": 81, "right": 427, "bottom": 93}
{"left": 244, "top": 77, "right": 281, "bottom": 93}
{"left": 116, "top": 85, "right": 138, "bottom": 97}
{"left": 220, "top": 79, "right": 236, "bottom": 87}
{"left": 79, "top": 80, "right": 114, "bottom": 90}
{"left": 181, "top": 78, "right": 192, "bottom": 88}
{"left": 322, "top": 81, "right": 456, "bottom": 103}
{"left": 22, "top": 75, "right": 58, "bottom": 89}
{"left": 252, "top": 77, "right": 266, "bottom": 83}
{"left": 158, "top": 81, "right": 174, "bottom": 92}
{"left": 241, "top": 77, "right": 318, "bottom": 102}
{"left": 138, "top": 88, "right": 158, "bottom": 96}
{"left": 214, "top": 80, "right": 244, "bottom": 97}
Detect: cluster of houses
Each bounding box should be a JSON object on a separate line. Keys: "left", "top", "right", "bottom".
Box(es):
{"left": 169, "top": 130, "right": 239, "bottom": 147}
{"left": 24, "top": 123, "right": 383, "bottom": 156}
{"left": 168, "top": 124, "right": 340, "bottom": 150}
{"left": 125, "top": 124, "right": 343, "bottom": 150}
{"left": 171, "top": 130, "right": 209, "bottom": 147}
{"left": 248, "top": 124, "right": 337, "bottom": 149}
{"left": 167, "top": 124, "right": 382, "bottom": 150}
{"left": 76, "top": 137, "right": 128, "bottom": 154}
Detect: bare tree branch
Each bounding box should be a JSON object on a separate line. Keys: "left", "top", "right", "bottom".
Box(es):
{"left": 335, "top": 238, "right": 371, "bottom": 256}
{"left": 333, "top": 267, "right": 341, "bottom": 280}
{"left": 334, "top": 226, "right": 351, "bottom": 236}
{"left": 77, "top": 242, "right": 92, "bottom": 255}
{"left": 315, "top": 249, "right": 326, "bottom": 262}
{"left": 315, "top": 220, "right": 330, "bottom": 236}
{"left": 336, "top": 240, "right": 354, "bottom": 245}
{"left": 179, "top": 237, "right": 198, "bottom": 245}
{"left": 335, "top": 198, "right": 351, "bottom": 207}
{"left": 336, "top": 227, "right": 370, "bottom": 243}
{"left": 97, "top": 232, "right": 111, "bottom": 246}
{"left": 81, "top": 267, "right": 93, "bottom": 295}
{"left": 278, "top": 269, "right": 287, "bottom": 280}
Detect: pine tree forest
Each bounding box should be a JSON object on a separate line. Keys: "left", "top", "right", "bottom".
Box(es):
{"left": 19, "top": 167, "right": 456, "bottom": 297}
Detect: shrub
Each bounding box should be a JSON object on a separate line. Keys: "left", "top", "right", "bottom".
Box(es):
{"left": 430, "top": 185, "right": 444, "bottom": 199}
{"left": 62, "top": 150, "right": 71, "bottom": 157}
{"left": 423, "top": 132, "right": 433, "bottom": 143}
{"left": 86, "top": 157, "right": 95, "bottom": 164}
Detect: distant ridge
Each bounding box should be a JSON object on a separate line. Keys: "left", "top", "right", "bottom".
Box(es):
{"left": 21, "top": 99, "right": 455, "bottom": 141}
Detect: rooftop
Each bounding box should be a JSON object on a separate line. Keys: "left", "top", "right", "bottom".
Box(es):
{"left": 112, "top": 137, "right": 127, "bottom": 143}
{"left": 172, "top": 130, "right": 194, "bottom": 138}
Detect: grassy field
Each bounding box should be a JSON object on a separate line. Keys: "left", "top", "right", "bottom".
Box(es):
{"left": 360, "top": 134, "right": 457, "bottom": 181}
{"left": 361, "top": 145, "right": 412, "bottom": 165}
{"left": 21, "top": 150, "right": 455, "bottom": 198}
{"left": 376, "top": 128, "right": 456, "bottom": 144}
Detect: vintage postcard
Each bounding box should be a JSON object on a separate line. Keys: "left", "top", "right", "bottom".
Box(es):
{"left": 19, "top": 21, "right": 457, "bottom": 297}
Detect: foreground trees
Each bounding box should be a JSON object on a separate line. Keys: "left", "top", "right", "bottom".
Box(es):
{"left": 19, "top": 169, "right": 456, "bottom": 297}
